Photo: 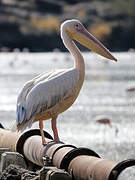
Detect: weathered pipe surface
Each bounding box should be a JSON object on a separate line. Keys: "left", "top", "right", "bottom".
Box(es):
{"left": 68, "top": 155, "right": 117, "bottom": 180}
{"left": 16, "top": 129, "right": 54, "bottom": 167}
{"left": 1, "top": 128, "right": 135, "bottom": 180}
{"left": 0, "top": 128, "right": 20, "bottom": 152}
{"left": 46, "top": 144, "right": 76, "bottom": 168}
{"left": 23, "top": 135, "right": 52, "bottom": 166}
{"left": 22, "top": 135, "right": 74, "bottom": 167}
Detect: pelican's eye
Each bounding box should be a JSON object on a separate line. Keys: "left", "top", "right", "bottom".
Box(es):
{"left": 74, "top": 23, "right": 82, "bottom": 31}
{"left": 75, "top": 24, "right": 79, "bottom": 28}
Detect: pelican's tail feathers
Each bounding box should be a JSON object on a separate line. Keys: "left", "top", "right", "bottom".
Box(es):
{"left": 19, "top": 116, "right": 34, "bottom": 133}
{"left": 20, "top": 122, "right": 28, "bottom": 133}
{"left": 16, "top": 105, "right": 34, "bottom": 133}
{"left": 17, "top": 105, "right": 26, "bottom": 125}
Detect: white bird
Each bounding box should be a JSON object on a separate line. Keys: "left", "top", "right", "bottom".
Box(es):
{"left": 16, "top": 19, "right": 117, "bottom": 145}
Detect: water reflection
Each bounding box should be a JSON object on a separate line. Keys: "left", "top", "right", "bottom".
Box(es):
{"left": 0, "top": 52, "right": 135, "bottom": 177}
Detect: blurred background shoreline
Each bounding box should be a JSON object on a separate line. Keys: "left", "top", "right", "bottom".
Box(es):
{"left": 0, "top": 0, "right": 135, "bottom": 52}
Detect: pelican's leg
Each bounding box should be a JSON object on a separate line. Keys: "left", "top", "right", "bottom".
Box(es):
{"left": 51, "top": 116, "right": 60, "bottom": 142}
{"left": 39, "top": 120, "right": 46, "bottom": 145}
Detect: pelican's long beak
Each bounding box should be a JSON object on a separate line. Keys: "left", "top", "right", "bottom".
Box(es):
{"left": 72, "top": 28, "right": 117, "bottom": 61}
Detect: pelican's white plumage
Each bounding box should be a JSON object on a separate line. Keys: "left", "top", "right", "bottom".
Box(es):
{"left": 17, "top": 68, "right": 78, "bottom": 130}
{"left": 16, "top": 19, "right": 117, "bottom": 144}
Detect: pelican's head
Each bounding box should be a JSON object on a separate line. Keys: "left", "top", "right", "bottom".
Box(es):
{"left": 61, "top": 19, "right": 117, "bottom": 61}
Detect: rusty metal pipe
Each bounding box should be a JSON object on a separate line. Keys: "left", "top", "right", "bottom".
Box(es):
{"left": 46, "top": 144, "right": 76, "bottom": 168}
{"left": 22, "top": 135, "right": 76, "bottom": 167}
{"left": 23, "top": 135, "right": 51, "bottom": 166}
{"left": 68, "top": 155, "right": 117, "bottom": 180}
{"left": 0, "top": 128, "right": 20, "bottom": 152}
{"left": 16, "top": 129, "right": 54, "bottom": 166}
{"left": 1, "top": 128, "right": 135, "bottom": 180}
{"left": 68, "top": 155, "right": 135, "bottom": 180}
{"left": 45, "top": 145, "right": 100, "bottom": 171}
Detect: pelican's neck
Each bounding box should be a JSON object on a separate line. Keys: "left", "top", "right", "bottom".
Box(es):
{"left": 61, "top": 29, "right": 85, "bottom": 78}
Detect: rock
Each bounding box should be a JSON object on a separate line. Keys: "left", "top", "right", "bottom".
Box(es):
{"left": 40, "top": 166, "right": 72, "bottom": 180}
{"left": 0, "top": 149, "right": 11, "bottom": 162}
{"left": 0, "top": 164, "right": 39, "bottom": 180}
{"left": 0, "top": 165, "right": 72, "bottom": 180}
{"left": 0, "top": 152, "right": 27, "bottom": 173}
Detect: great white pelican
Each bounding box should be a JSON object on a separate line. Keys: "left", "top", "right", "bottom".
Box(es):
{"left": 16, "top": 19, "right": 117, "bottom": 145}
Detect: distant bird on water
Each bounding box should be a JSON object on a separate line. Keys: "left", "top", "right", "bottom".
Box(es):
{"left": 16, "top": 19, "right": 117, "bottom": 145}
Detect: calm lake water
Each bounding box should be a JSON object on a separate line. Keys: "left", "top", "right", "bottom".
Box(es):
{"left": 0, "top": 52, "right": 135, "bottom": 179}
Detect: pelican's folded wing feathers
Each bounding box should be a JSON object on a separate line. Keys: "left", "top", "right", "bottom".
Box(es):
{"left": 16, "top": 70, "right": 65, "bottom": 125}
{"left": 26, "top": 68, "right": 78, "bottom": 120}
{"left": 17, "top": 68, "right": 79, "bottom": 130}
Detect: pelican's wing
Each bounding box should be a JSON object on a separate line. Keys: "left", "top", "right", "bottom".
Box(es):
{"left": 16, "top": 70, "right": 57, "bottom": 125}
{"left": 17, "top": 68, "right": 79, "bottom": 130}
{"left": 17, "top": 70, "right": 57, "bottom": 104}
{"left": 17, "top": 69, "right": 65, "bottom": 127}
